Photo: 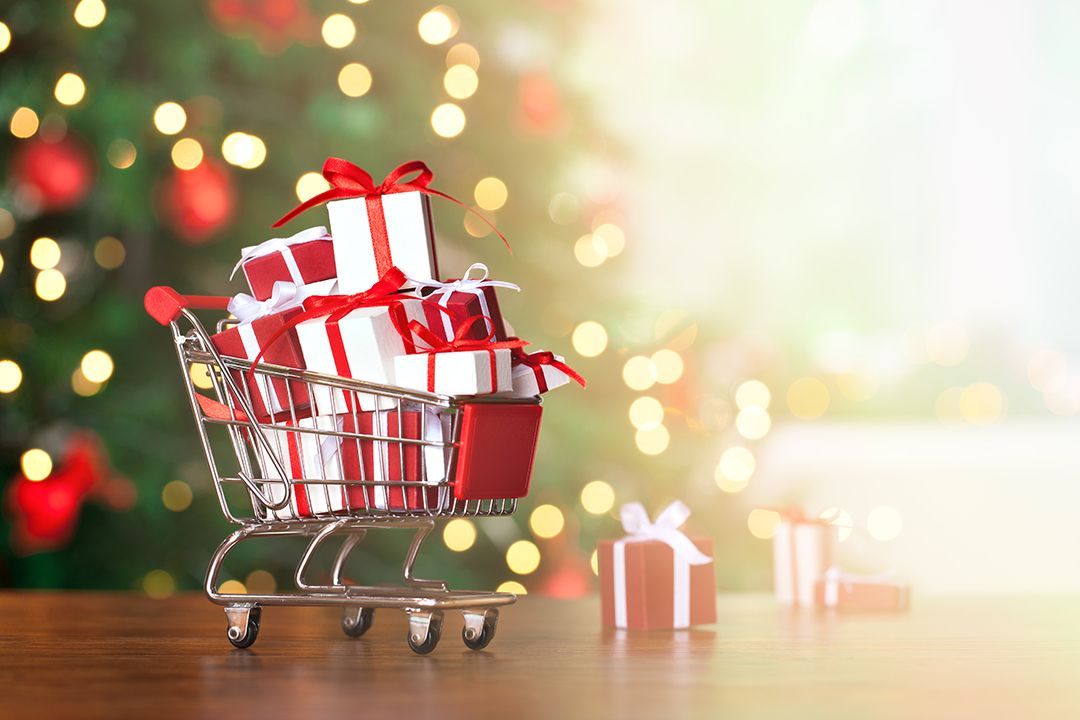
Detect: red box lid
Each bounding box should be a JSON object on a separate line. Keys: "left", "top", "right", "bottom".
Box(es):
{"left": 454, "top": 403, "right": 542, "bottom": 500}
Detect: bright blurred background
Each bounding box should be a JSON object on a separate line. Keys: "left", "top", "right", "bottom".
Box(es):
{"left": 0, "top": 0, "right": 1075, "bottom": 599}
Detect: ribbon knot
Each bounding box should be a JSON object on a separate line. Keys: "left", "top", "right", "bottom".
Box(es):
{"left": 228, "top": 281, "right": 310, "bottom": 325}
{"left": 619, "top": 501, "right": 712, "bottom": 565}
{"left": 509, "top": 345, "right": 586, "bottom": 388}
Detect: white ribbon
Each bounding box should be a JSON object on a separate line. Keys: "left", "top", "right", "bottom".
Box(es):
{"left": 230, "top": 226, "right": 330, "bottom": 283}
{"left": 408, "top": 263, "right": 520, "bottom": 340}
{"left": 612, "top": 501, "right": 712, "bottom": 628}
{"left": 228, "top": 279, "right": 338, "bottom": 326}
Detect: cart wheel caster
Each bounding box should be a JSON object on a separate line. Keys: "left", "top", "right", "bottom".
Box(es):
{"left": 225, "top": 605, "right": 261, "bottom": 650}
{"left": 342, "top": 607, "right": 374, "bottom": 638}
{"left": 407, "top": 612, "right": 442, "bottom": 655}
{"left": 462, "top": 609, "right": 497, "bottom": 651}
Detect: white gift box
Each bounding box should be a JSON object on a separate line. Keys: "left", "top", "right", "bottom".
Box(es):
{"left": 509, "top": 351, "right": 573, "bottom": 397}
{"left": 393, "top": 348, "right": 512, "bottom": 397}
{"left": 252, "top": 415, "right": 349, "bottom": 521}
{"left": 328, "top": 192, "right": 438, "bottom": 294}
{"left": 772, "top": 517, "right": 838, "bottom": 607}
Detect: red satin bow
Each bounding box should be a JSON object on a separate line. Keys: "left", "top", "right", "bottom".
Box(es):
{"left": 408, "top": 315, "right": 528, "bottom": 356}
{"left": 509, "top": 344, "right": 586, "bottom": 388}
{"left": 271, "top": 158, "right": 511, "bottom": 252}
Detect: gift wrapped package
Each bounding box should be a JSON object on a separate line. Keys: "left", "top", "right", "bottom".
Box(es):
{"left": 233, "top": 226, "right": 337, "bottom": 301}
{"left": 394, "top": 347, "right": 512, "bottom": 396}
{"left": 412, "top": 263, "right": 516, "bottom": 342}
{"left": 251, "top": 415, "right": 348, "bottom": 521}
{"left": 507, "top": 349, "right": 585, "bottom": 398}
{"left": 772, "top": 510, "right": 838, "bottom": 608}
{"left": 815, "top": 567, "right": 911, "bottom": 612}
{"left": 328, "top": 192, "right": 438, "bottom": 294}
{"left": 452, "top": 403, "right": 543, "bottom": 500}
{"left": 598, "top": 502, "right": 716, "bottom": 630}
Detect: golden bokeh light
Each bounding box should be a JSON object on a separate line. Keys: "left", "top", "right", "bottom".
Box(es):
{"left": 418, "top": 6, "right": 457, "bottom": 45}
{"left": 295, "top": 172, "right": 331, "bottom": 202}
{"left": 0, "top": 251, "right": 4, "bottom": 276}
{"left": 474, "top": 176, "right": 507, "bottom": 211}
{"left": 628, "top": 396, "right": 664, "bottom": 430}
{"left": 747, "top": 509, "right": 781, "bottom": 539}
{"left": 161, "top": 480, "right": 193, "bottom": 512}
{"left": 21, "top": 449, "right": 53, "bottom": 481}
{"left": 819, "top": 507, "right": 853, "bottom": 542}
{"left": 444, "top": 64, "right": 478, "bottom": 99}
{"left": 592, "top": 223, "right": 626, "bottom": 257}
{"left": 463, "top": 206, "right": 493, "bottom": 238}
{"left": 153, "top": 102, "right": 186, "bottom": 135}
{"left": 0, "top": 21, "right": 9, "bottom": 53}
{"left": 581, "top": 480, "right": 615, "bottom": 515}
{"left": 574, "top": 234, "right": 606, "bottom": 268}
{"left": 443, "top": 517, "right": 477, "bottom": 551}
{"left": 189, "top": 363, "right": 215, "bottom": 390}
{"left": 635, "top": 424, "right": 670, "bottom": 455}
{"left": 219, "top": 579, "right": 247, "bottom": 595}
{"left": 0, "top": 360, "right": 22, "bottom": 393}
{"left": 959, "top": 382, "right": 1004, "bottom": 425}
{"left": 81, "top": 350, "right": 114, "bottom": 383}
{"left": 337, "top": 62, "right": 372, "bottom": 97}
{"left": 787, "top": 377, "right": 830, "bottom": 420}
{"left": 506, "top": 539, "right": 541, "bottom": 575}
{"left": 221, "top": 132, "right": 266, "bottom": 169}
{"left": 94, "top": 236, "right": 125, "bottom": 269}
{"left": 718, "top": 446, "right": 755, "bottom": 484}
{"left": 321, "top": 13, "right": 356, "bottom": 48}
{"left": 735, "top": 379, "right": 771, "bottom": 410}
{"left": 71, "top": 368, "right": 103, "bottom": 397}
{"left": 430, "top": 102, "right": 466, "bottom": 138}
{"left": 651, "top": 349, "right": 684, "bottom": 384}
{"left": 590, "top": 549, "right": 599, "bottom": 575}
{"left": 54, "top": 72, "right": 86, "bottom": 105}
{"left": 170, "top": 137, "right": 203, "bottom": 170}
{"left": 446, "top": 42, "right": 479, "bottom": 69}
{"left": 245, "top": 570, "right": 277, "bottom": 595}
{"left": 143, "top": 570, "right": 176, "bottom": 599}
{"left": 496, "top": 580, "right": 527, "bottom": 595}
{"left": 29, "top": 237, "right": 61, "bottom": 269}
{"left": 571, "top": 321, "right": 608, "bottom": 357}
{"left": 622, "top": 355, "right": 657, "bottom": 390}
{"left": 529, "top": 504, "right": 565, "bottom": 539}
{"left": 74, "top": 0, "right": 107, "bottom": 28}
{"left": 106, "top": 138, "right": 136, "bottom": 169}
{"left": 736, "top": 406, "right": 771, "bottom": 440}
{"left": 867, "top": 505, "right": 903, "bottom": 542}
{"left": 10, "top": 107, "right": 39, "bottom": 138}
{"left": 35, "top": 269, "right": 67, "bottom": 301}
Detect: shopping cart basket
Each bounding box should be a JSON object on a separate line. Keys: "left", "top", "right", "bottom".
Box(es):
{"left": 145, "top": 286, "right": 541, "bottom": 653}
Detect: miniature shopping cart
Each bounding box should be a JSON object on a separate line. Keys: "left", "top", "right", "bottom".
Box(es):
{"left": 145, "top": 287, "right": 542, "bottom": 654}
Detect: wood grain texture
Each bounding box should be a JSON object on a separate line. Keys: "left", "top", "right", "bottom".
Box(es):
{"left": 0, "top": 591, "right": 1077, "bottom": 719}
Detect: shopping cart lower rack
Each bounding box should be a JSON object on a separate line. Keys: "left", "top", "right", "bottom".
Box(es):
{"left": 145, "top": 286, "right": 543, "bottom": 654}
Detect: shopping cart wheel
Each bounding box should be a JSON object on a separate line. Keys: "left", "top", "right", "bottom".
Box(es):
{"left": 341, "top": 607, "right": 374, "bottom": 638}
{"left": 406, "top": 611, "right": 443, "bottom": 655}
{"left": 462, "top": 609, "right": 498, "bottom": 651}
{"left": 225, "top": 605, "right": 261, "bottom": 649}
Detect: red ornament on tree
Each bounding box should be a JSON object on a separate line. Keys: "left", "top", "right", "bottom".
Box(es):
{"left": 159, "top": 158, "right": 236, "bottom": 243}
{"left": 9, "top": 135, "right": 95, "bottom": 211}
{"left": 518, "top": 70, "right": 565, "bottom": 136}
{"left": 207, "top": 0, "right": 314, "bottom": 52}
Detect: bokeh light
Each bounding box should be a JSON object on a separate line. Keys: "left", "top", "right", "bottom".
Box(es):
{"left": 718, "top": 446, "right": 755, "bottom": 486}
{"left": 337, "top": 62, "right": 372, "bottom": 97}
{"left": 788, "top": 377, "right": 830, "bottom": 419}
{"left": 474, "top": 177, "right": 507, "bottom": 211}
{"left": 959, "top": 382, "right": 1004, "bottom": 425}
{"left": 10, "top": 107, "right": 39, "bottom": 139}
{"left": 442, "top": 518, "right": 476, "bottom": 551}
{"left": 580, "top": 480, "right": 615, "bottom": 515}
{"left": 571, "top": 321, "right": 607, "bottom": 357}
{"left": 153, "top": 102, "right": 186, "bottom": 135}
{"left": 506, "top": 539, "right": 541, "bottom": 574}
{"left": 590, "top": 549, "right": 599, "bottom": 575}
{"left": 74, "top": 0, "right": 107, "bottom": 28}
{"left": 529, "top": 504, "right": 565, "bottom": 539}
{"left": 21, "top": 449, "right": 53, "bottom": 481}
{"left": 296, "top": 172, "right": 331, "bottom": 202}
{"left": 592, "top": 223, "right": 626, "bottom": 257}
{"left": 189, "top": 363, "right": 215, "bottom": 390}
{"left": 628, "top": 396, "right": 664, "bottom": 430}
{"left": 735, "top": 379, "right": 771, "bottom": 410}
{"left": 29, "top": 237, "right": 61, "bottom": 269}
{"left": 94, "top": 237, "right": 125, "bottom": 269}
{"left": 736, "top": 406, "right": 771, "bottom": 440}
{"left": 221, "top": 132, "right": 266, "bottom": 170}
{"left": 622, "top": 355, "right": 657, "bottom": 390}
{"left": 35, "top": 269, "right": 67, "bottom": 301}
{"left": 161, "top": 480, "right": 193, "bottom": 512}
{"left": 431, "top": 102, "right": 466, "bottom": 138}
{"left": 321, "top": 13, "right": 356, "bottom": 48}
{"left": 444, "top": 64, "right": 478, "bottom": 99}
{"left": 54, "top": 73, "right": 86, "bottom": 105}
{"left": 446, "top": 42, "right": 479, "bottom": 69}
{"left": 81, "top": 350, "right": 114, "bottom": 383}
{"left": 418, "top": 7, "right": 457, "bottom": 45}
{"left": 867, "top": 505, "right": 903, "bottom": 541}
{"left": 71, "top": 368, "right": 102, "bottom": 397}
{"left": 0, "top": 21, "right": 9, "bottom": 53}
{"left": 245, "top": 570, "right": 277, "bottom": 595}
{"left": 496, "top": 580, "right": 527, "bottom": 595}
{"left": 170, "top": 138, "right": 203, "bottom": 170}
{"left": 574, "top": 234, "right": 606, "bottom": 267}
{"left": 651, "top": 349, "right": 684, "bottom": 384}
{"left": 634, "top": 424, "right": 670, "bottom": 455}
{"left": 747, "top": 509, "right": 782, "bottom": 539}
{"left": 106, "top": 139, "right": 136, "bottom": 169}
{"left": 0, "top": 360, "right": 22, "bottom": 393}
{"left": 819, "top": 507, "right": 854, "bottom": 542}
{"left": 219, "top": 579, "right": 247, "bottom": 595}
{"left": 142, "top": 570, "right": 176, "bottom": 599}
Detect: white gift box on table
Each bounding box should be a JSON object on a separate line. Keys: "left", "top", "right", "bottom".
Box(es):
{"left": 772, "top": 512, "right": 838, "bottom": 608}
{"left": 328, "top": 192, "right": 438, "bottom": 294}
{"left": 393, "top": 348, "right": 512, "bottom": 397}
{"left": 252, "top": 415, "right": 349, "bottom": 521}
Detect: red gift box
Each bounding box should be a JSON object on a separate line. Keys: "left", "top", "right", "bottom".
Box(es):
{"left": 210, "top": 308, "right": 312, "bottom": 420}
{"left": 453, "top": 403, "right": 543, "bottom": 500}
{"left": 233, "top": 226, "right": 337, "bottom": 301}
{"left": 412, "top": 263, "right": 517, "bottom": 343}
{"left": 598, "top": 502, "right": 716, "bottom": 630}
{"left": 815, "top": 568, "right": 911, "bottom": 612}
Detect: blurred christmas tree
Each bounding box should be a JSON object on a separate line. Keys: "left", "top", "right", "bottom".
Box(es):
{"left": 0, "top": 0, "right": 670, "bottom": 595}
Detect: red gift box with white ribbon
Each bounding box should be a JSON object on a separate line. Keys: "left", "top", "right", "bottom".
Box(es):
{"left": 252, "top": 415, "right": 348, "bottom": 520}
{"left": 231, "top": 226, "right": 337, "bottom": 301}
{"left": 410, "top": 263, "right": 517, "bottom": 342}
{"left": 814, "top": 567, "right": 911, "bottom": 612}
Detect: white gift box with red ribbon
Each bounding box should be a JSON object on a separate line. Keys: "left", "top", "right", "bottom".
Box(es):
{"left": 393, "top": 348, "right": 512, "bottom": 397}
{"left": 772, "top": 511, "right": 838, "bottom": 607}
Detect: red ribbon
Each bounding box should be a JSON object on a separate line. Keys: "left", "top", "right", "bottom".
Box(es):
{"left": 406, "top": 316, "right": 528, "bottom": 393}
{"left": 272, "top": 159, "right": 511, "bottom": 276}
{"left": 509, "top": 344, "right": 586, "bottom": 391}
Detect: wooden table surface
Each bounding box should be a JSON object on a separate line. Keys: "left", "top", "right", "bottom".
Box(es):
{"left": 1, "top": 591, "right": 1077, "bottom": 719}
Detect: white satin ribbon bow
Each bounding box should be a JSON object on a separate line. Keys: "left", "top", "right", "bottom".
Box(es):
{"left": 230, "top": 226, "right": 330, "bottom": 281}
{"left": 228, "top": 281, "right": 309, "bottom": 325}
{"left": 612, "top": 501, "right": 712, "bottom": 629}
{"left": 408, "top": 263, "right": 519, "bottom": 338}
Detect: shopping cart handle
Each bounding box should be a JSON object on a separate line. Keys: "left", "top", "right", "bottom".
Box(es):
{"left": 144, "top": 286, "right": 231, "bottom": 326}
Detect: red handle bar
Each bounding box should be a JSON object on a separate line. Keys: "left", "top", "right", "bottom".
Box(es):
{"left": 144, "top": 286, "right": 231, "bottom": 326}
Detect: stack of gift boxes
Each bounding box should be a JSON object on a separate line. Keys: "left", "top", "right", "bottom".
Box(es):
{"left": 206, "top": 159, "right": 583, "bottom": 520}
